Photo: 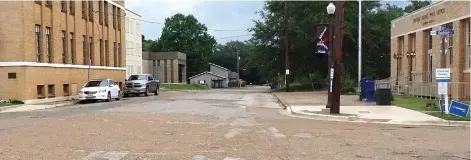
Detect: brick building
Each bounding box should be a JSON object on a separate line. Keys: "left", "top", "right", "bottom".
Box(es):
{"left": 0, "top": 0, "right": 126, "bottom": 104}
{"left": 390, "top": 1, "right": 470, "bottom": 100}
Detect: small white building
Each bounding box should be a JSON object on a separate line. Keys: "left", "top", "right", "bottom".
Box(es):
{"left": 125, "top": 9, "right": 143, "bottom": 79}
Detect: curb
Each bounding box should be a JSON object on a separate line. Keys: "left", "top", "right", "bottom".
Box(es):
{"left": 0, "top": 104, "right": 24, "bottom": 112}
{"left": 272, "top": 93, "right": 292, "bottom": 114}
{"left": 271, "top": 94, "right": 470, "bottom": 127}
{"left": 0, "top": 101, "right": 77, "bottom": 113}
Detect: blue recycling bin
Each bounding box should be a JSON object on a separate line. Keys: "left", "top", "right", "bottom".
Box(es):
{"left": 270, "top": 83, "right": 277, "bottom": 89}
{"left": 364, "top": 80, "right": 375, "bottom": 102}
{"left": 359, "top": 78, "right": 370, "bottom": 101}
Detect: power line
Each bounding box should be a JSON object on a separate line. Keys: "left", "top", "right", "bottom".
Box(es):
{"left": 92, "top": 10, "right": 247, "bottom": 32}
{"left": 215, "top": 34, "right": 253, "bottom": 40}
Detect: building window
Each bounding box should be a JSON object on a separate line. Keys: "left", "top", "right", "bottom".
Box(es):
{"left": 47, "top": 84, "right": 55, "bottom": 98}
{"left": 63, "top": 84, "right": 70, "bottom": 96}
{"left": 118, "top": 43, "right": 121, "bottom": 67}
{"left": 62, "top": 30, "right": 66, "bottom": 64}
{"left": 99, "top": 1, "right": 103, "bottom": 25}
{"left": 397, "top": 36, "right": 404, "bottom": 77}
{"left": 117, "top": 8, "right": 121, "bottom": 31}
{"left": 70, "top": 32, "right": 75, "bottom": 64}
{"left": 83, "top": 35, "right": 87, "bottom": 65}
{"left": 446, "top": 23, "right": 453, "bottom": 66}
{"left": 61, "top": 0, "right": 67, "bottom": 13}
{"left": 89, "top": 37, "right": 93, "bottom": 65}
{"left": 112, "top": 6, "right": 116, "bottom": 29}
{"left": 88, "top": 1, "right": 93, "bottom": 22}
{"left": 82, "top": 1, "right": 87, "bottom": 19}
{"left": 104, "top": 1, "right": 108, "bottom": 26}
{"left": 69, "top": 1, "right": 75, "bottom": 15}
{"left": 100, "top": 39, "right": 104, "bottom": 66}
{"left": 35, "top": 24, "right": 41, "bottom": 62}
{"left": 466, "top": 19, "right": 470, "bottom": 69}
{"left": 37, "top": 85, "right": 45, "bottom": 98}
{"left": 45, "top": 1, "right": 52, "bottom": 8}
{"left": 113, "top": 42, "right": 117, "bottom": 67}
{"left": 8, "top": 73, "right": 16, "bottom": 79}
{"left": 105, "top": 40, "right": 109, "bottom": 66}
{"left": 46, "top": 27, "right": 52, "bottom": 63}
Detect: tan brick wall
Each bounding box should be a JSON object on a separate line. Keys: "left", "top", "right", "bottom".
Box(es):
{"left": 0, "top": 1, "right": 126, "bottom": 101}
{"left": 0, "top": 66, "right": 125, "bottom": 100}
{"left": 391, "top": 1, "right": 470, "bottom": 37}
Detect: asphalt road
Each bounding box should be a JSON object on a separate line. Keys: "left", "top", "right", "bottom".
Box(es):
{"left": 0, "top": 86, "right": 469, "bottom": 160}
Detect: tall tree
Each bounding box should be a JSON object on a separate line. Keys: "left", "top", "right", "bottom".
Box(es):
{"left": 156, "top": 14, "right": 217, "bottom": 77}
{"left": 404, "top": 0, "right": 431, "bottom": 13}
{"left": 248, "top": 1, "right": 406, "bottom": 87}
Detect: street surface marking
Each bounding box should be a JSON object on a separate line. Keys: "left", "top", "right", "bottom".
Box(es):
{"left": 81, "top": 151, "right": 129, "bottom": 160}
{"left": 268, "top": 127, "right": 286, "bottom": 138}
{"left": 224, "top": 128, "right": 246, "bottom": 139}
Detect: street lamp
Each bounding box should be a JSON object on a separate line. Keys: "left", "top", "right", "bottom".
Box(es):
{"left": 327, "top": 3, "right": 336, "bottom": 15}
{"left": 325, "top": 3, "right": 335, "bottom": 109}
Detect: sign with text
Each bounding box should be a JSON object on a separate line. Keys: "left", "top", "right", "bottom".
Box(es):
{"left": 448, "top": 101, "right": 470, "bottom": 118}
{"left": 435, "top": 68, "right": 450, "bottom": 82}
{"left": 430, "top": 30, "right": 454, "bottom": 36}
{"left": 437, "top": 82, "right": 448, "bottom": 95}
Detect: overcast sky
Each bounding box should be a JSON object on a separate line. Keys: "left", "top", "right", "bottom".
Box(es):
{"left": 125, "top": 0, "right": 413, "bottom": 45}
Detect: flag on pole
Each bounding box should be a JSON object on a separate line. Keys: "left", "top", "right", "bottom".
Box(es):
{"left": 315, "top": 26, "right": 329, "bottom": 55}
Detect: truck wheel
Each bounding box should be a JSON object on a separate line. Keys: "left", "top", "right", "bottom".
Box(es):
{"left": 144, "top": 87, "right": 149, "bottom": 96}
{"left": 154, "top": 87, "right": 159, "bottom": 95}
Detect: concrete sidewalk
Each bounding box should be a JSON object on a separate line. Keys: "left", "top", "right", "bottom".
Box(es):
{"left": 274, "top": 91, "right": 469, "bottom": 126}
{"left": 0, "top": 100, "right": 76, "bottom": 113}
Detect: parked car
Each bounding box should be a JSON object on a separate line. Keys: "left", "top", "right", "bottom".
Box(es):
{"left": 123, "top": 74, "right": 160, "bottom": 97}
{"left": 78, "top": 79, "right": 121, "bottom": 103}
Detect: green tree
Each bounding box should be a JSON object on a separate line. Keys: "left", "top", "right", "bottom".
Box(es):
{"left": 156, "top": 13, "right": 217, "bottom": 77}
{"left": 404, "top": 0, "right": 431, "bottom": 13}
{"left": 248, "top": 1, "right": 407, "bottom": 86}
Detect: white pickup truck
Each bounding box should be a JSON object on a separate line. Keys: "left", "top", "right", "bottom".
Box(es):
{"left": 123, "top": 74, "right": 160, "bottom": 97}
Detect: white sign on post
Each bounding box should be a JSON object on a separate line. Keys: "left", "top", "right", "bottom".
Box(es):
{"left": 435, "top": 68, "right": 451, "bottom": 114}
{"left": 329, "top": 68, "right": 334, "bottom": 92}
{"left": 285, "top": 69, "right": 290, "bottom": 75}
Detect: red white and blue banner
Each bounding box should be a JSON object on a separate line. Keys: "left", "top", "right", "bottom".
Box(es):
{"left": 315, "top": 26, "right": 330, "bottom": 55}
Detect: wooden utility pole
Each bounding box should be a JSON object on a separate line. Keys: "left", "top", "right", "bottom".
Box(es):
{"left": 330, "top": 1, "right": 346, "bottom": 114}
{"left": 284, "top": 1, "right": 290, "bottom": 92}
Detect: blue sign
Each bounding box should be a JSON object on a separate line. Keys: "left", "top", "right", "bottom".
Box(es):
{"left": 431, "top": 30, "right": 455, "bottom": 35}
{"left": 436, "top": 79, "right": 450, "bottom": 82}
{"left": 448, "top": 101, "right": 470, "bottom": 118}
{"left": 439, "top": 99, "right": 446, "bottom": 112}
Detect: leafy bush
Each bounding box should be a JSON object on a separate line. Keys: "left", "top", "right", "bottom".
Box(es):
{"left": 0, "top": 99, "right": 24, "bottom": 105}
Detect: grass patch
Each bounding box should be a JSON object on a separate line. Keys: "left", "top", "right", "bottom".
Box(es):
{"left": 392, "top": 96, "right": 469, "bottom": 121}
{"left": 271, "top": 83, "right": 327, "bottom": 92}
{"left": 160, "top": 84, "right": 209, "bottom": 91}
{"left": 0, "top": 99, "right": 24, "bottom": 107}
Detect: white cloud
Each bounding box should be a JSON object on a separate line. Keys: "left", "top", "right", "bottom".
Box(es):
{"left": 125, "top": 0, "right": 264, "bottom": 44}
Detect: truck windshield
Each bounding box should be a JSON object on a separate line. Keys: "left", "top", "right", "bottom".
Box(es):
{"left": 85, "top": 80, "right": 108, "bottom": 87}
{"left": 128, "top": 75, "right": 147, "bottom": 80}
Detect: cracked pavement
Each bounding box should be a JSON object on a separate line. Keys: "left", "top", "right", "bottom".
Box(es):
{"left": 0, "top": 87, "right": 469, "bottom": 160}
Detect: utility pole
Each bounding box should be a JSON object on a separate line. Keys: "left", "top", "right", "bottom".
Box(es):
{"left": 284, "top": 1, "right": 290, "bottom": 92}
{"left": 330, "top": 1, "right": 346, "bottom": 114}
{"left": 237, "top": 50, "right": 240, "bottom": 88}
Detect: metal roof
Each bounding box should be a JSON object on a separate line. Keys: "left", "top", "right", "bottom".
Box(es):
{"left": 188, "top": 71, "right": 225, "bottom": 79}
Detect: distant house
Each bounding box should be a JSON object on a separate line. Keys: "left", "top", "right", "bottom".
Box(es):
{"left": 189, "top": 63, "right": 235, "bottom": 88}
